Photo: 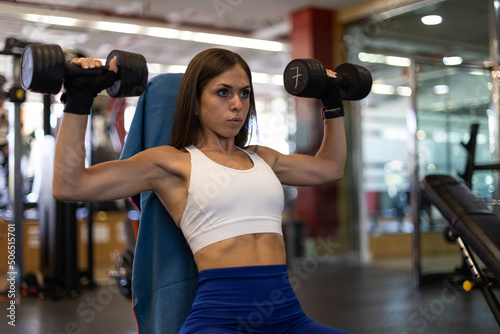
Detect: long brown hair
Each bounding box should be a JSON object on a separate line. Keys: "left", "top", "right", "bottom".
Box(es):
{"left": 171, "top": 48, "right": 257, "bottom": 149}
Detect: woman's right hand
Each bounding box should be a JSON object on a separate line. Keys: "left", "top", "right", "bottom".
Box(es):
{"left": 71, "top": 56, "right": 118, "bottom": 73}
{"left": 62, "top": 56, "right": 117, "bottom": 115}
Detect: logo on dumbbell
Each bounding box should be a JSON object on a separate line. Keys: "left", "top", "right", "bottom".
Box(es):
{"left": 289, "top": 66, "right": 302, "bottom": 90}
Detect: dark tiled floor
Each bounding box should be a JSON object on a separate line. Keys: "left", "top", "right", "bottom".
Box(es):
{"left": 1, "top": 258, "right": 499, "bottom": 334}
{"left": 291, "top": 259, "right": 499, "bottom": 333}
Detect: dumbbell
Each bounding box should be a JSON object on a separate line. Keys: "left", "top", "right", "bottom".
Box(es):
{"left": 20, "top": 44, "right": 148, "bottom": 98}
{"left": 283, "top": 58, "right": 372, "bottom": 101}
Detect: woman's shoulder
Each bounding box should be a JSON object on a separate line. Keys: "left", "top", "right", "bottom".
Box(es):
{"left": 245, "top": 145, "right": 281, "bottom": 167}
{"left": 139, "top": 145, "right": 191, "bottom": 169}
{"left": 144, "top": 145, "right": 189, "bottom": 155}
{"left": 246, "top": 145, "right": 279, "bottom": 157}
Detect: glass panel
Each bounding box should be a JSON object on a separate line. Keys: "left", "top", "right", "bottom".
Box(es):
{"left": 417, "top": 64, "right": 492, "bottom": 194}
{"left": 416, "top": 64, "right": 492, "bottom": 274}
{"left": 344, "top": 0, "right": 490, "bottom": 269}
{"left": 359, "top": 62, "right": 412, "bottom": 235}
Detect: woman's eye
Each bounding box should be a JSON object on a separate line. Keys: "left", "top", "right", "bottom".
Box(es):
{"left": 241, "top": 90, "right": 250, "bottom": 98}
{"left": 218, "top": 89, "right": 228, "bottom": 97}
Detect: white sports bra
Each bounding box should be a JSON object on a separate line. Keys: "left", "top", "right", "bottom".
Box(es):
{"left": 179, "top": 145, "right": 284, "bottom": 254}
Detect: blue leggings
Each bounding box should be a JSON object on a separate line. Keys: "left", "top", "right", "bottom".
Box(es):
{"left": 179, "top": 265, "right": 351, "bottom": 334}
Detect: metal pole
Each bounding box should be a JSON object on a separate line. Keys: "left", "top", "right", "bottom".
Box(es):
{"left": 43, "top": 94, "right": 51, "bottom": 136}
{"left": 489, "top": 0, "right": 500, "bottom": 206}
{"left": 86, "top": 118, "right": 95, "bottom": 287}
{"left": 352, "top": 101, "right": 371, "bottom": 263}
{"left": 408, "top": 60, "right": 420, "bottom": 288}
{"left": 8, "top": 55, "right": 23, "bottom": 292}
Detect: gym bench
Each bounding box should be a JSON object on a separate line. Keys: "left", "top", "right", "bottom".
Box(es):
{"left": 419, "top": 174, "right": 500, "bottom": 326}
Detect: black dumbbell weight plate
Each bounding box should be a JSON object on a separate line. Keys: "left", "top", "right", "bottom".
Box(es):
{"left": 21, "top": 44, "right": 65, "bottom": 95}
{"left": 106, "top": 50, "right": 148, "bottom": 98}
{"left": 334, "top": 63, "right": 372, "bottom": 101}
{"left": 283, "top": 59, "right": 328, "bottom": 98}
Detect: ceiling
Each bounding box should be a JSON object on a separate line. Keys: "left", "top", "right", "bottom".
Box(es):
{"left": 0, "top": 0, "right": 493, "bottom": 95}
{"left": 0, "top": 0, "right": 367, "bottom": 83}
{"left": 349, "top": 0, "right": 490, "bottom": 66}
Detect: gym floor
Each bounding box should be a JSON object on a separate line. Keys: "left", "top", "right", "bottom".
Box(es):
{"left": 1, "top": 256, "right": 499, "bottom": 334}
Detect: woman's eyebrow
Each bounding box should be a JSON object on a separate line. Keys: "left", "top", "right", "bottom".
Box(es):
{"left": 216, "top": 83, "right": 251, "bottom": 91}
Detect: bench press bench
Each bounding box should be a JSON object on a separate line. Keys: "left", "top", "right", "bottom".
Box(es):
{"left": 419, "top": 174, "right": 500, "bottom": 326}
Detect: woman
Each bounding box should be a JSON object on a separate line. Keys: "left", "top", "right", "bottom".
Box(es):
{"left": 53, "top": 48, "right": 350, "bottom": 333}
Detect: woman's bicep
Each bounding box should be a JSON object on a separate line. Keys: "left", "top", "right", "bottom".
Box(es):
{"left": 53, "top": 149, "right": 167, "bottom": 203}
{"left": 273, "top": 154, "right": 332, "bottom": 186}
{"left": 256, "top": 146, "right": 342, "bottom": 186}
{"left": 87, "top": 157, "right": 162, "bottom": 201}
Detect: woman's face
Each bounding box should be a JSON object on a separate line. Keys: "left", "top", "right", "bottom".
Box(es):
{"left": 197, "top": 64, "right": 251, "bottom": 141}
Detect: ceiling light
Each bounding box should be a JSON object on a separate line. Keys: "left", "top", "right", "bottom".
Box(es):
{"left": 372, "top": 0, "right": 446, "bottom": 21}
{"left": 146, "top": 27, "right": 180, "bottom": 39}
{"left": 396, "top": 86, "right": 412, "bottom": 96}
{"left": 23, "top": 13, "right": 286, "bottom": 52}
{"left": 190, "top": 32, "right": 284, "bottom": 52}
{"left": 95, "top": 22, "right": 141, "bottom": 34}
{"left": 433, "top": 85, "right": 449, "bottom": 94}
{"left": 421, "top": 15, "right": 442, "bottom": 25}
{"left": 25, "top": 14, "right": 78, "bottom": 27}
{"left": 385, "top": 56, "right": 412, "bottom": 67}
{"left": 358, "top": 52, "right": 411, "bottom": 67}
{"left": 443, "top": 56, "right": 463, "bottom": 66}
{"left": 358, "top": 52, "right": 385, "bottom": 63}
{"left": 369, "top": 83, "right": 411, "bottom": 96}
{"left": 469, "top": 70, "right": 486, "bottom": 76}
{"left": 371, "top": 84, "right": 395, "bottom": 95}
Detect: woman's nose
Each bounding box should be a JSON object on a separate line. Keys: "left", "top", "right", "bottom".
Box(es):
{"left": 230, "top": 95, "right": 242, "bottom": 111}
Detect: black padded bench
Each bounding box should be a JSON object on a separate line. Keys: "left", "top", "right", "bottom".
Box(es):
{"left": 419, "top": 174, "right": 500, "bottom": 326}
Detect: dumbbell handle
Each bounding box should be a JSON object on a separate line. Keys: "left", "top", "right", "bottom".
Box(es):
{"left": 64, "top": 62, "right": 114, "bottom": 79}
{"left": 329, "top": 73, "right": 350, "bottom": 91}
{"left": 286, "top": 70, "right": 349, "bottom": 97}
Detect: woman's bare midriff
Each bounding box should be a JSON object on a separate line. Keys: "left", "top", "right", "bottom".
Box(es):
{"left": 193, "top": 233, "right": 286, "bottom": 272}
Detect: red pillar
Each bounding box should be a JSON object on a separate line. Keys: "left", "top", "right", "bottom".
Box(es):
{"left": 289, "top": 7, "right": 342, "bottom": 238}
{"left": 291, "top": 8, "right": 335, "bottom": 68}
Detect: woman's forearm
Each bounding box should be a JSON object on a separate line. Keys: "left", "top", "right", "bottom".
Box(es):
{"left": 315, "top": 117, "right": 347, "bottom": 181}
{"left": 52, "top": 113, "right": 89, "bottom": 200}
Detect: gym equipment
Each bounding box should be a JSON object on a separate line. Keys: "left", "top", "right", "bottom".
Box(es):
{"left": 0, "top": 76, "right": 26, "bottom": 103}
{"left": 0, "top": 74, "right": 7, "bottom": 99}
{"left": 20, "top": 273, "right": 41, "bottom": 298}
{"left": 108, "top": 248, "right": 134, "bottom": 300}
{"left": 419, "top": 174, "right": 500, "bottom": 326}
{"left": 120, "top": 73, "right": 198, "bottom": 333}
{"left": 458, "top": 123, "right": 500, "bottom": 189}
{"left": 108, "top": 211, "right": 139, "bottom": 300}
{"left": 1, "top": 38, "right": 25, "bottom": 296}
{"left": 283, "top": 58, "right": 372, "bottom": 100}
{"left": 20, "top": 44, "right": 148, "bottom": 97}
{"left": 8, "top": 85, "right": 26, "bottom": 103}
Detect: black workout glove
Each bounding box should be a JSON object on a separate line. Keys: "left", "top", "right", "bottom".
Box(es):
{"left": 319, "top": 80, "right": 344, "bottom": 119}
{"left": 61, "top": 71, "right": 117, "bottom": 115}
